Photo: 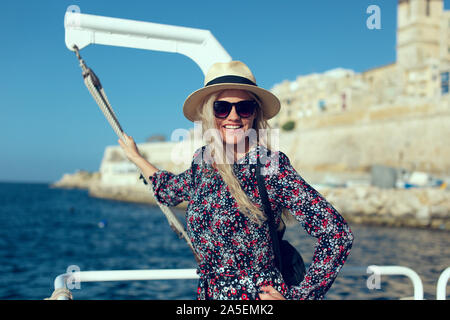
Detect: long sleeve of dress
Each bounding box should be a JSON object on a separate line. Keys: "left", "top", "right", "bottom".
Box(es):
{"left": 147, "top": 168, "right": 193, "bottom": 207}
{"left": 140, "top": 147, "right": 203, "bottom": 207}
{"left": 266, "top": 151, "right": 354, "bottom": 300}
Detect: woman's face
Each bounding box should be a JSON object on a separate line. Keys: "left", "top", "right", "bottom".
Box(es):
{"left": 214, "top": 89, "right": 257, "bottom": 147}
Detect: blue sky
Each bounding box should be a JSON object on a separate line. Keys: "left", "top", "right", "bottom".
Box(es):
{"left": 1, "top": 0, "right": 448, "bottom": 183}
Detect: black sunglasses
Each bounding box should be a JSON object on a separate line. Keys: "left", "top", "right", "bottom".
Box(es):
{"left": 213, "top": 100, "right": 258, "bottom": 119}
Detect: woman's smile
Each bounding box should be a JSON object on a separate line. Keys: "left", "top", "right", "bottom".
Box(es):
{"left": 222, "top": 124, "right": 244, "bottom": 138}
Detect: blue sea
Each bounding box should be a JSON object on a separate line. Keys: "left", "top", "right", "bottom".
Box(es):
{"left": 0, "top": 182, "right": 449, "bottom": 300}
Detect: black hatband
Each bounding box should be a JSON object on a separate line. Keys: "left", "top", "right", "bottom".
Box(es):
{"left": 205, "top": 75, "right": 257, "bottom": 87}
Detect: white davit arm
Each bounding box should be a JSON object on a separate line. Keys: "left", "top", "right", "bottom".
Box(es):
{"left": 64, "top": 11, "right": 232, "bottom": 75}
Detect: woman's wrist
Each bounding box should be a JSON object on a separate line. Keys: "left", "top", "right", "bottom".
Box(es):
{"left": 130, "top": 153, "right": 145, "bottom": 164}
{"left": 133, "top": 156, "right": 158, "bottom": 178}
{"left": 132, "top": 155, "right": 149, "bottom": 168}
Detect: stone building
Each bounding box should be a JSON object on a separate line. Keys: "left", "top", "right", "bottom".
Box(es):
{"left": 90, "top": 0, "right": 450, "bottom": 191}
{"left": 271, "top": 0, "right": 450, "bottom": 129}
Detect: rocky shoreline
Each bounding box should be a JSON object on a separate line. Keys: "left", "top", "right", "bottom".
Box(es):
{"left": 51, "top": 170, "right": 101, "bottom": 190}
{"left": 319, "top": 185, "right": 450, "bottom": 230}
{"left": 52, "top": 171, "right": 450, "bottom": 231}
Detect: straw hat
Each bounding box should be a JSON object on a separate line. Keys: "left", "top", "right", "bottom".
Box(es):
{"left": 183, "top": 61, "right": 281, "bottom": 122}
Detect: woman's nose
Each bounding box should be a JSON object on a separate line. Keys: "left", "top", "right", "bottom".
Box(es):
{"left": 227, "top": 106, "right": 240, "bottom": 120}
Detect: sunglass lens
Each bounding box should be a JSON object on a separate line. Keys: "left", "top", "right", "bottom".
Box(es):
{"left": 236, "top": 101, "right": 257, "bottom": 118}
{"left": 213, "top": 101, "right": 231, "bottom": 118}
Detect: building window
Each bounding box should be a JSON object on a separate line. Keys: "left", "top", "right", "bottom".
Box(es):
{"left": 318, "top": 100, "right": 326, "bottom": 112}
{"left": 441, "top": 72, "right": 449, "bottom": 95}
{"left": 426, "top": 0, "right": 430, "bottom": 16}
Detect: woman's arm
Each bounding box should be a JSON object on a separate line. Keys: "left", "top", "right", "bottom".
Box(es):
{"left": 118, "top": 133, "right": 158, "bottom": 179}
{"left": 266, "top": 151, "right": 354, "bottom": 300}
{"left": 118, "top": 134, "right": 200, "bottom": 207}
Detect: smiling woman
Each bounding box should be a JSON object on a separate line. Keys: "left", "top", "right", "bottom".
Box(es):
{"left": 118, "top": 61, "right": 354, "bottom": 300}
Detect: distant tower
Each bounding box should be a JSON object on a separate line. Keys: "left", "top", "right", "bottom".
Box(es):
{"left": 397, "top": 0, "right": 443, "bottom": 68}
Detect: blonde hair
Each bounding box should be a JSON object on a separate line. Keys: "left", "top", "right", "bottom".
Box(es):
{"left": 197, "top": 90, "right": 292, "bottom": 227}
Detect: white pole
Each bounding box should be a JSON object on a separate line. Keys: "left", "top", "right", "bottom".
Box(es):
{"left": 367, "top": 265, "right": 424, "bottom": 300}
{"left": 52, "top": 269, "right": 199, "bottom": 300}
{"left": 78, "top": 269, "right": 199, "bottom": 282}
{"left": 436, "top": 267, "right": 450, "bottom": 300}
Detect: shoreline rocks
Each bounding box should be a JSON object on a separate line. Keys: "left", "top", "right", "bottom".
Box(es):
{"left": 51, "top": 170, "right": 101, "bottom": 189}
{"left": 318, "top": 185, "right": 450, "bottom": 231}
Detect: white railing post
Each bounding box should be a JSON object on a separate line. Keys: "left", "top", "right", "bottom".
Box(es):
{"left": 367, "top": 265, "right": 424, "bottom": 300}
{"left": 436, "top": 267, "right": 450, "bottom": 300}
{"left": 52, "top": 273, "right": 72, "bottom": 300}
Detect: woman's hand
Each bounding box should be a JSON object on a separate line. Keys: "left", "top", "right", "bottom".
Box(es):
{"left": 118, "top": 133, "right": 143, "bottom": 163}
{"left": 258, "top": 285, "right": 286, "bottom": 300}
{"left": 117, "top": 133, "right": 159, "bottom": 180}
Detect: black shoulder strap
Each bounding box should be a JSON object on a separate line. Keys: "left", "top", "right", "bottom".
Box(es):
{"left": 191, "top": 145, "right": 207, "bottom": 186}
{"left": 255, "top": 148, "right": 283, "bottom": 273}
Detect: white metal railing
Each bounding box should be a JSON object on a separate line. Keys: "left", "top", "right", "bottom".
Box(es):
{"left": 53, "top": 268, "right": 199, "bottom": 300}
{"left": 50, "top": 265, "right": 450, "bottom": 300}
{"left": 436, "top": 267, "right": 450, "bottom": 300}
{"left": 366, "top": 265, "right": 424, "bottom": 300}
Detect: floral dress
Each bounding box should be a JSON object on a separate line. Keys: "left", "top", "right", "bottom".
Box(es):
{"left": 144, "top": 144, "right": 354, "bottom": 300}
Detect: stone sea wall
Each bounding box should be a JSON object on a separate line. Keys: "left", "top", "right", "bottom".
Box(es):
{"left": 319, "top": 185, "right": 450, "bottom": 230}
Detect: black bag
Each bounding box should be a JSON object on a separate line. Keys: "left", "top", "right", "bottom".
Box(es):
{"left": 254, "top": 156, "right": 306, "bottom": 286}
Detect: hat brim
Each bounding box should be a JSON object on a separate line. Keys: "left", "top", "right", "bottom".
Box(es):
{"left": 183, "top": 83, "right": 281, "bottom": 122}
